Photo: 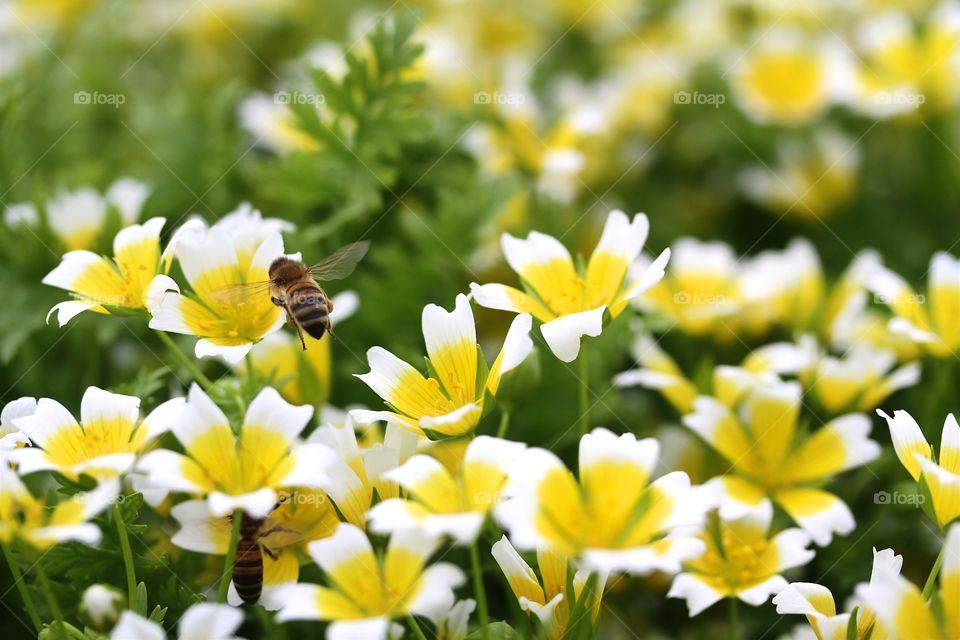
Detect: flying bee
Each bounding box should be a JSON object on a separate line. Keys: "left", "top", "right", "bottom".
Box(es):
{"left": 230, "top": 499, "right": 297, "bottom": 606}
{"left": 213, "top": 241, "right": 369, "bottom": 350}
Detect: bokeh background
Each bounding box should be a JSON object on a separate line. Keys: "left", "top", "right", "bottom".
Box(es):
{"left": 2, "top": 0, "right": 959, "bottom": 637}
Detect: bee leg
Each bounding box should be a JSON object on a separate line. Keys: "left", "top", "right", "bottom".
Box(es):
{"left": 262, "top": 546, "right": 279, "bottom": 561}
{"left": 270, "top": 295, "right": 284, "bottom": 307}
{"left": 293, "top": 322, "right": 306, "bottom": 351}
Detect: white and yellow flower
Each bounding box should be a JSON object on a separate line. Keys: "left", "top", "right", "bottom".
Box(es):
{"left": 305, "top": 417, "right": 417, "bottom": 527}
{"left": 669, "top": 500, "right": 815, "bottom": 616}
{"left": 492, "top": 535, "right": 606, "bottom": 638}
{"left": 434, "top": 598, "right": 475, "bottom": 640}
{"left": 774, "top": 546, "right": 904, "bottom": 640}
{"left": 354, "top": 293, "right": 533, "bottom": 436}
{"left": 244, "top": 291, "right": 358, "bottom": 406}
{"left": 798, "top": 342, "right": 920, "bottom": 414}
{"left": 111, "top": 603, "right": 244, "bottom": 640}
{"left": 740, "top": 129, "right": 860, "bottom": 221}
{"left": 367, "top": 436, "right": 525, "bottom": 544}
{"left": 171, "top": 490, "right": 339, "bottom": 609}
{"left": 43, "top": 217, "right": 178, "bottom": 327}
{"left": 497, "top": 427, "right": 706, "bottom": 573}
{"left": 867, "top": 252, "right": 960, "bottom": 358}
{"left": 0, "top": 464, "right": 118, "bottom": 550}
{"left": 239, "top": 92, "right": 321, "bottom": 154}
{"left": 45, "top": 178, "right": 151, "bottom": 250}
{"left": 0, "top": 396, "right": 34, "bottom": 450}
{"left": 684, "top": 380, "right": 881, "bottom": 545}
{"left": 138, "top": 385, "right": 331, "bottom": 517}
{"left": 276, "top": 524, "right": 465, "bottom": 640}
{"left": 471, "top": 209, "right": 670, "bottom": 362}
{"left": 636, "top": 237, "right": 739, "bottom": 337}
{"left": 8, "top": 386, "right": 183, "bottom": 481}
{"left": 731, "top": 31, "right": 838, "bottom": 125}
{"left": 737, "top": 239, "right": 825, "bottom": 335}
{"left": 854, "top": 524, "right": 960, "bottom": 639}
{"left": 150, "top": 216, "right": 290, "bottom": 364}
{"left": 876, "top": 409, "right": 960, "bottom": 529}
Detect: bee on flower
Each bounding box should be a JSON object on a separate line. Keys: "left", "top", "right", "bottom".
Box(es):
{"left": 353, "top": 293, "right": 533, "bottom": 436}
{"left": 876, "top": 409, "right": 960, "bottom": 529}
{"left": 275, "top": 524, "right": 465, "bottom": 639}
{"left": 470, "top": 209, "right": 670, "bottom": 362}
{"left": 367, "top": 435, "right": 525, "bottom": 545}
{"left": 774, "top": 546, "right": 904, "bottom": 640}
{"left": 684, "top": 379, "right": 881, "bottom": 545}
{"left": 242, "top": 291, "right": 358, "bottom": 406}
{"left": 170, "top": 490, "right": 339, "bottom": 609}
{"left": 496, "top": 427, "right": 706, "bottom": 574}
{"left": 492, "top": 535, "right": 606, "bottom": 638}
{"left": 0, "top": 465, "right": 118, "bottom": 550}
{"left": 854, "top": 524, "right": 960, "bottom": 639}
{"left": 150, "top": 208, "right": 295, "bottom": 364}
{"left": 668, "top": 500, "right": 815, "bottom": 616}
{"left": 866, "top": 252, "right": 960, "bottom": 358}
{"left": 137, "top": 385, "right": 332, "bottom": 518}
{"left": 43, "top": 217, "right": 179, "bottom": 327}
{"left": 8, "top": 386, "right": 183, "bottom": 483}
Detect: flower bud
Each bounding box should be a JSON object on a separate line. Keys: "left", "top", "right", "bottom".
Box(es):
{"left": 79, "top": 584, "right": 124, "bottom": 630}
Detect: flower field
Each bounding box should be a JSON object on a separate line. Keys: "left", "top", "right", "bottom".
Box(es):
{"left": 1, "top": 1, "right": 960, "bottom": 639}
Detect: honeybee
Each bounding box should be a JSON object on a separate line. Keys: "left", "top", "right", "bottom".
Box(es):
{"left": 231, "top": 500, "right": 295, "bottom": 606}
{"left": 215, "top": 241, "right": 369, "bottom": 350}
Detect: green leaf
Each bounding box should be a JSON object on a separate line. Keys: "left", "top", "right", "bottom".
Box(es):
{"left": 468, "top": 621, "right": 522, "bottom": 640}
{"left": 136, "top": 581, "right": 149, "bottom": 616}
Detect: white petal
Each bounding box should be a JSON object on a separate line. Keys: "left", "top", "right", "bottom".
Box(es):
{"left": 271, "top": 443, "right": 336, "bottom": 488}
{"left": 244, "top": 387, "right": 314, "bottom": 443}
{"left": 110, "top": 612, "right": 165, "bottom": 640}
{"left": 42, "top": 250, "right": 104, "bottom": 290}
{"left": 772, "top": 529, "right": 815, "bottom": 571}
{"left": 495, "top": 313, "right": 534, "bottom": 376}
{"left": 772, "top": 582, "right": 835, "bottom": 616}
{"left": 306, "top": 523, "right": 373, "bottom": 576}
{"left": 407, "top": 562, "right": 466, "bottom": 622}
{"left": 593, "top": 210, "right": 649, "bottom": 263}
{"left": 421, "top": 293, "right": 476, "bottom": 365}
{"left": 139, "top": 397, "right": 186, "bottom": 441}
{"left": 137, "top": 450, "right": 207, "bottom": 494}
{"left": 579, "top": 427, "right": 658, "bottom": 483}
{"left": 13, "top": 397, "right": 79, "bottom": 448}
{"left": 46, "top": 300, "right": 104, "bottom": 327}
{"left": 501, "top": 230, "right": 572, "bottom": 275}
{"left": 170, "top": 500, "right": 227, "bottom": 554}
{"left": 621, "top": 247, "right": 671, "bottom": 300}
{"left": 274, "top": 584, "right": 323, "bottom": 622}
{"left": 737, "top": 575, "right": 789, "bottom": 606}
{"left": 468, "top": 283, "right": 532, "bottom": 314}
{"left": 179, "top": 603, "right": 244, "bottom": 640}
{"left": 113, "top": 216, "right": 164, "bottom": 255}
{"left": 418, "top": 403, "right": 481, "bottom": 434}
{"left": 668, "top": 573, "right": 726, "bottom": 616}
{"left": 195, "top": 339, "right": 252, "bottom": 364}
{"left": 80, "top": 386, "right": 140, "bottom": 437}
{"left": 145, "top": 275, "right": 179, "bottom": 316}
{"left": 208, "top": 488, "right": 278, "bottom": 518}
{"left": 540, "top": 305, "right": 606, "bottom": 362}
{"left": 173, "top": 384, "right": 231, "bottom": 448}
{"left": 329, "top": 290, "right": 359, "bottom": 324}
{"left": 581, "top": 537, "right": 706, "bottom": 575}
{"left": 328, "top": 619, "right": 391, "bottom": 640}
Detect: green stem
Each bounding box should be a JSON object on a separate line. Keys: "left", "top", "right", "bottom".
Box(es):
{"left": 406, "top": 614, "right": 429, "bottom": 640}
{"left": 112, "top": 501, "right": 138, "bottom": 612}
{"left": 496, "top": 409, "right": 511, "bottom": 439}
{"left": 0, "top": 542, "right": 42, "bottom": 632}
{"left": 155, "top": 331, "right": 215, "bottom": 390}
{"left": 921, "top": 543, "right": 946, "bottom": 600}
{"left": 728, "top": 596, "right": 739, "bottom": 640}
{"left": 469, "top": 542, "right": 490, "bottom": 640}
{"left": 218, "top": 508, "right": 244, "bottom": 603}
{"left": 578, "top": 346, "right": 590, "bottom": 438}
{"left": 35, "top": 562, "right": 67, "bottom": 640}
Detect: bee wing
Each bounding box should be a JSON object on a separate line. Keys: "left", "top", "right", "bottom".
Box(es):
{"left": 209, "top": 280, "right": 275, "bottom": 307}
{"left": 307, "top": 241, "right": 370, "bottom": 281}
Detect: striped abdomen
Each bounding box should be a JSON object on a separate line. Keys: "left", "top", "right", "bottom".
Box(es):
{"left": 233, "top": 516, "right": 265, "bottom": 605}
{"left": 286, "top": 281, "right": 330, "bottom": 340}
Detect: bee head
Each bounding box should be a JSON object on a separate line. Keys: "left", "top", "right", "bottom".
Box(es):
{"left": 268, "top": 257, "right": 306, "bottom": 285}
